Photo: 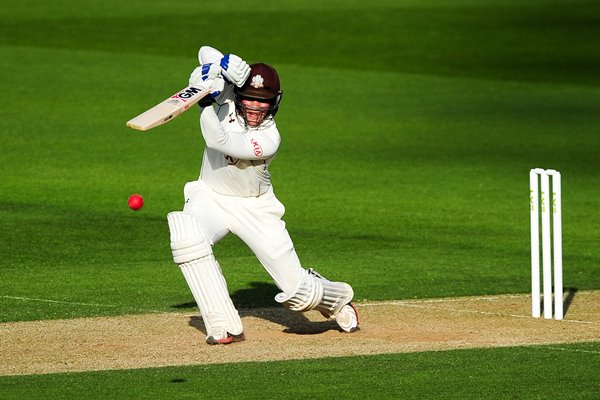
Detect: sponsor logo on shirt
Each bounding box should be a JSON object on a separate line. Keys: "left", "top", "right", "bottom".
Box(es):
{"left": 251, "top": 138, "right": 263, "bottom": 157}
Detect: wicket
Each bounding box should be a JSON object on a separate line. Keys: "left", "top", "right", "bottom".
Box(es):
{"left": 529, "top": 168, "right": 563, "bottom": 320}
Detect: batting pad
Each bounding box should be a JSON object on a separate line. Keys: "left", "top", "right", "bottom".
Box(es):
{"left": 167, "top": 212, "right": 243, "bottom": 337}
{"left": 180, "top": 258, "right": 244, "bottom": 337}
{"left": 275, "top": 269, "right": 353, "bottom": 318}
{"left": 167, "top": 212, "right": 211, "bottom": 264}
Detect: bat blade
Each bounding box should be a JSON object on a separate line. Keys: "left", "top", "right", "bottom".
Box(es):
{"left": 126, "top": 85, "right": 210, "bottom": 131}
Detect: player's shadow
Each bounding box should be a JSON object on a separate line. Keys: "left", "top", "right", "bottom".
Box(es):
{"left": 537, "top": 287, "right": 578, "bottom": 318}
{"left": 563, "top": 287, "right": 578, "bottom": 316}
{"left": 173, "top": 282, "right": 340, "bottom": 335}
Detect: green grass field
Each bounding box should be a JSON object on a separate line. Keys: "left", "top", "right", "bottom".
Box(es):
{"left": 1, "top": 0, "right": 599, "bottom": 398}
{"left": 1, "top": 343, "right": 599, "bottom": 400}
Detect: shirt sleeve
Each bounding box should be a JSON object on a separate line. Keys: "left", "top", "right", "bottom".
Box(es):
{"left": 199, "top": 106, "right": 280, "bottom": 160}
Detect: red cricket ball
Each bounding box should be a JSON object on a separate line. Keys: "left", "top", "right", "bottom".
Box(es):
{"left": 128, "top": 194, "right": 144, "bottom": 211}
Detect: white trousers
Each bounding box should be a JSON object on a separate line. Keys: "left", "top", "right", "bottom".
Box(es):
{"left": 182, "top": 180, "right": 305, "bottom": 294}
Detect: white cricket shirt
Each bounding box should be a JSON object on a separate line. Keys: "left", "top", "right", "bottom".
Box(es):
{"left": 197, "top": 99, "right": 281, "bottom": 197}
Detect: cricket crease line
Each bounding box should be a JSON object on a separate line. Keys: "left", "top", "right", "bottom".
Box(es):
{"left": 1, "top": 295, "right": 180, "bottom": 315}
{"left": 545, "top": 346, "right": 600, "bottom": 355}
{"left": 400, "top": 303, "right": 595, "bottom": 325}
{"left": 358, "top": 294, "right": 529, "bottom": 306}
{"left": 358, "top": 291, "right": 600, "bottom": 307}
{"left": 0, "top": 295, "right": 118, "bottom": 308}
{"left": 2, "top": 294, "right": 596, "bottom": 325}
{"left": 357, "top": 300, "right": 596, "bottom": 325}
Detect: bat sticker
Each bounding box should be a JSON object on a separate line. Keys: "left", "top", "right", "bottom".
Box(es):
{"left": 173, "top": 86, "right": 204, "bottom": 101}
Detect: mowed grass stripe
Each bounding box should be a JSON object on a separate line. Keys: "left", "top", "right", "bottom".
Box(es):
{"left": 0, "top": 1, "right": 598, "bottom": 84}
{"left": 0, "top": 343, "right": 598, "bottom": 399}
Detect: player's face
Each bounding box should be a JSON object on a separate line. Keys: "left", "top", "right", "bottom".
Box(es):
{"left": 241, "top": 99, "right": 271, "bottom": 127}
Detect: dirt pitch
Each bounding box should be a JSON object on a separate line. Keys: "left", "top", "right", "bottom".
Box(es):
{"left": 1, "top": 291, "right": 599, "bottom": 376}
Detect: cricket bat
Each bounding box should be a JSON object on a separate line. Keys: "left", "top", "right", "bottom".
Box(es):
{"left": 126, "top": 85, "right": 210, "bottom": 131}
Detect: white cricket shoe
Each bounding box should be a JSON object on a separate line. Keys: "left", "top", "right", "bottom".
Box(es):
{"left": 335, "top": 303, "right": 360, "bottom": 332}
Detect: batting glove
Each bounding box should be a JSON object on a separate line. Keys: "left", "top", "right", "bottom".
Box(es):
{"left": 220, "top": 54, "right": 250, "bottom": 87}
{"left": 207, "top": 77, "right": 225, "bottom": 98}
{"left": 189, "top": 64, "right": 224, "bottom": 98}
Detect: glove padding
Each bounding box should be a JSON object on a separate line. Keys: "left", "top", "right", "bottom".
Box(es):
{"left": 189, "top": 64, "right": 224, "bottom": 98}
{"left": 220, "top": 54, "right": 250, "bottom": 87}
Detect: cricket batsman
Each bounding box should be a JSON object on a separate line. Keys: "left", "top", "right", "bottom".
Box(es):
{"left": 167, "top": 46, "right": 359, "bottom": 344}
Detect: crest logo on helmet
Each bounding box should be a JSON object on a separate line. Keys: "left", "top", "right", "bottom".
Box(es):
{"left": 250, "top": 75, "right": 264, "bottom": 89}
